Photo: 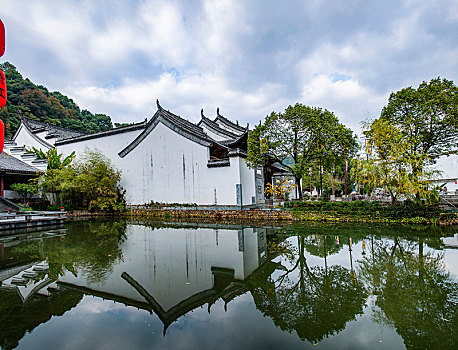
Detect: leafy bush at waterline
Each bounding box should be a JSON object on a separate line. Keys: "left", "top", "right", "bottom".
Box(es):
{"left": 40, "top": 150, "right": 125, "bottom": 212}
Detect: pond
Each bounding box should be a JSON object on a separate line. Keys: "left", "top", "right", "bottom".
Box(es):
{"left": 0, "top": 220, "right": 457, "bottom": 350}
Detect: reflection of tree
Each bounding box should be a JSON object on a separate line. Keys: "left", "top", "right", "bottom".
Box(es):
{"left": 0, "top": 287, "right": 83, "bottom": 350}
{"left": 303, "top": 234, "right": 343, "bottom": 258}
{"left": 359, "top": 236, "right": 458, "bottom": 350}
{"left": 12, "top": 220, "right": 127, "bottom": 282}
{"left": 252, "top": 235, "right": 367, "bottom": 344}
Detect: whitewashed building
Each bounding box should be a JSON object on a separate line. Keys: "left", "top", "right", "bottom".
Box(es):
{"left": 5, "top": 101, "right": 265, "bottom": 206}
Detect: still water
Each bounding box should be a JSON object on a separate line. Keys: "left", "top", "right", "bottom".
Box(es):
{"left": 0, "top": 220, "right": 457, "bottom": 350}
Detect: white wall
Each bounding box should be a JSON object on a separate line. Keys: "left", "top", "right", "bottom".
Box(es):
{"left": 120, "top": 123, "right": 211, "bottom": 204}
{"left": 13, "top": 125, "right": 53, "bottom": 151}
{"left": 238, "top": 157, "right": 256, "bottom": 205}
{"left": 200, "top": 124, "right": 229, "bottom": 142}
{"left": 120, "top": 122, "right": 252, "bottom": 205}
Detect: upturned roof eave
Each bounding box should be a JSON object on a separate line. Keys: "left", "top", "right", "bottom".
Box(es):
{"left": 198, "top": 115, "right": 238, "bottom": 140}
{"left": 119, "top": 102, "right": 212, "bottom": 158}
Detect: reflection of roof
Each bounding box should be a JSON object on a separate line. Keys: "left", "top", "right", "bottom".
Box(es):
{"left": 22, "top": 117, "right": 86, "bottom": 141}
{"left": 57, "top": 261, "right": 278, "bottom": 335}
{"left": 121, "top": 270, "right": 247, "bottom": 334}
{"left": 0, "top": 152, "right": 42, "bottom": 174}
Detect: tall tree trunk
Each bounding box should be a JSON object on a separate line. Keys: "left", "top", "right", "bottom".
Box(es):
{"left": 296, "top": 176, "right": 303, "bottom": 200}
{"left": 319, "top": 158, "right": 323, "bottom": 197}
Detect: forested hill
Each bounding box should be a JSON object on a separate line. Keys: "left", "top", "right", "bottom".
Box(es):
{"left": 0, "top": 62, "right": 114, "bottom": 138}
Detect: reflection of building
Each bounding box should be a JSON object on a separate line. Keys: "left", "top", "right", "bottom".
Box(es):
{"left": 61, "top": 225, "right": 267, "bottom": 333}
{"left": 1, "top": 224, "right": 268, "bottom": 334}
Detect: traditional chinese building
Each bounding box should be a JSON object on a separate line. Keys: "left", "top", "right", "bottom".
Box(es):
{"left": 5, "top": 101, "right": 266, "bottom": 206}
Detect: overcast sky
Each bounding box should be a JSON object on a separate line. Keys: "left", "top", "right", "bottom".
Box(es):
{"left": 1, "top": 0, "right": 457, "bottom": 133}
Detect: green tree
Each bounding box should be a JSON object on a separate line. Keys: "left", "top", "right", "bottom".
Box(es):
{"left": 33, "top": 147, "right": 75, "bottom": 170}
{"left": 40, "top": 149, "right": 125, "bottom": 211}
{"left": 247, "top": 104, "right": 357, "bottom": 199}
{"left": 10, "top": 182, "right": 38, "bottom": 204}
{"left": 359, "top": 119, "right": 437, "bottom": 204}
{"left": 379, "top": 77, "right": 458, "bottom": 199}
{"left": 73, "top": 150, "right": 124, "bottom": 211}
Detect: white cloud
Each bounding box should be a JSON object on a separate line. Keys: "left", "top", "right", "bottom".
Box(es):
{"left": 299, "top": 74, "right": 388, "bottom": 132}
{"left": 0, "top": 0, "right": 457, "bottom": 136}
{"left": 69, "top": 70, "right": 289, "bottom": 127}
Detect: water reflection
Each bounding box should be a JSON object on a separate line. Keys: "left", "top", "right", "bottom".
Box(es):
{"left": 359, "top": 236, "right": 458, "bottom": 349}
{"left": 253, "top": 234, "right": 367, "bottom": 344}
{"left": 0, "top": 221, "right": 457, "bottom": 350}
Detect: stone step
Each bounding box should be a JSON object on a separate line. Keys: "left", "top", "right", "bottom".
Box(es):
{"left": 21, "top": 272, "right": 38, "bottom": 279}
{"left": 10, "top": 277, "right": 28, "bottom": 286}
{"left": 32, "top": 264, "right": 49, "bottom": 273}
{"left": 9, "top": 146, "right": 26, "bottom": 153}
{"left": 20, "top": 152, "right": 38, "bottom": 159}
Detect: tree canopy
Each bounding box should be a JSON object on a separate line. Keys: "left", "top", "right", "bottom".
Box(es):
{"left": 363, "top": 77, "right": 458, "bottom": 202}
{"left": 41, "top": 149, "right": 125, "bottom": 211}
{"left": 247, "top": 103, "right": 357, "bottom": 197}
{"left": 380, "top": 77, "right": 458, "bottom": 171}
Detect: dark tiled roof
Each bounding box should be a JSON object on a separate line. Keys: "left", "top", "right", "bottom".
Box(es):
{"left": 0, "top": 152, "right": 42, "bottom": 174}
{"left": 198, "top": 112, "right": 238, "bottom": 140}
{"left": 55, "top": 120, "right": 148, "bottom": 146}
{"left": 218, "top": 130, "right": 248, "bottom": 151}
{"left": 159, "top": 106, "right": 209, "bottom": 141}
{"left": 207, "top": 159, "right": 230, "bottom": 167}
{"left": 22, "top": 117, "right": 86, "bottom": 141}
{"left": 119, "top": 101, "right": 212, "bottom": 158}
{"left": 214, "top": 108, "right": 246, "bottom": 134}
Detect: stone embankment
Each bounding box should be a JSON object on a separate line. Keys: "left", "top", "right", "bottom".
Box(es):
{"left": 126, "top": 208, "right": 458, "bottom": 225}
{"left": 65, "top": 208, "right": 458, "bottom": 225}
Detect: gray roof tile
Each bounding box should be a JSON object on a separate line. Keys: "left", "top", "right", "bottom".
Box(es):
{"left": 0, "top": 152, "right": 42, "bottom": 174}
{"left": 23, "top": 117, "right": 86, "bottom": 141}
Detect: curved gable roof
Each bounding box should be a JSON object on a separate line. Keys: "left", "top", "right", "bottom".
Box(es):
{"left": 214, "top": 108, "right": 247, "bottom": 135}
{"left": 197, "top": 110, "right": 238, "bottom": 140}
{"left": 119, "top": 101, "right": 211, "bottom": 158}
{"left": 12, "top": 121, "right": 55, "bottom": 150}
{"left": 22, "top": 117, "right": 86, "bottom": 141}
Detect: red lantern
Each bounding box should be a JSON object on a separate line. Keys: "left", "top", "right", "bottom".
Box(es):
{"left": 455, "top": 180, "right": 457, "bottom": 185}
{"left": 0, "top": 120, "right": 3, "bottom": 154}
{"left": 0, "top": 69, "right": 6, "bottom": 109}
{"left": 0, "top": 19, "right": 4, "bottom": 57}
